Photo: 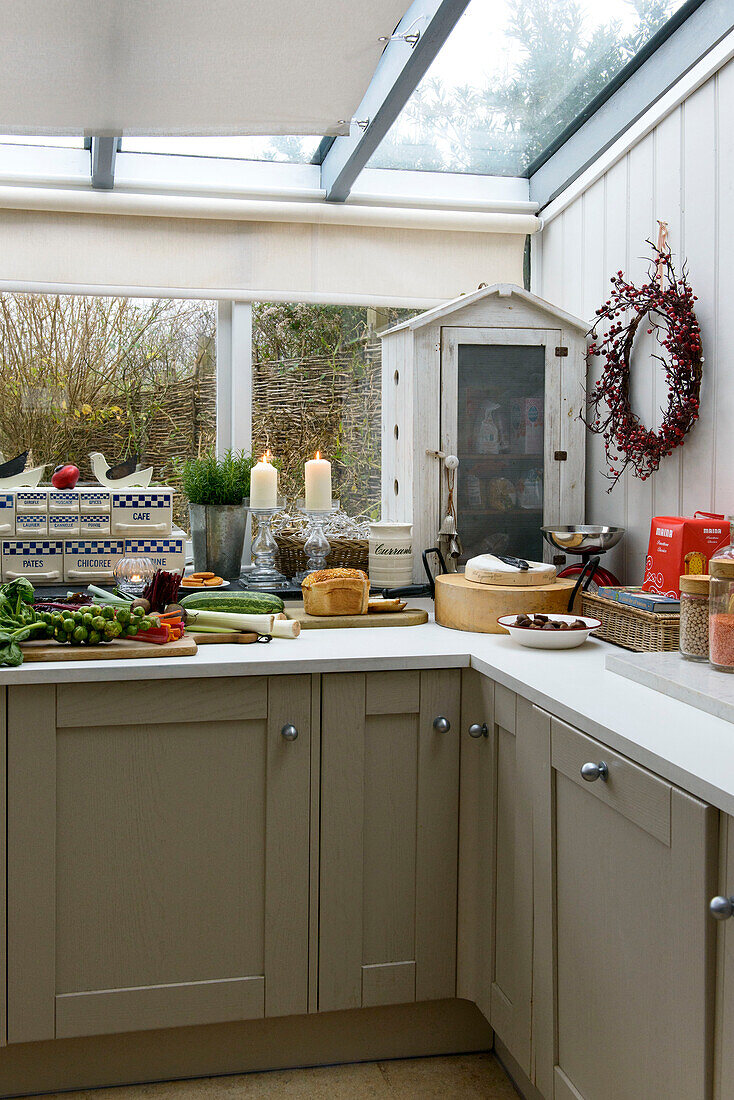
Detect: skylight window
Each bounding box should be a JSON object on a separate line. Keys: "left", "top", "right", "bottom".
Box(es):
{"left": 121, "top": 136, "right": 323, "bottom": 163}
{"left": 368, "top": 0, "right": 690, "bottom": 176}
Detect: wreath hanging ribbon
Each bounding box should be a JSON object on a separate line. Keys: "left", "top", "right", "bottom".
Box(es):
{"left": 584, "top": 230, "right": 703, "bottom": 490}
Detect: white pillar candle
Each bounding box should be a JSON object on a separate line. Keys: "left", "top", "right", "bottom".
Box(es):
{"left": 250, "top": 451, "right": 278, "bottom": 509}
{"left": 305, "top": 451, "right": 332, "bottom": 511}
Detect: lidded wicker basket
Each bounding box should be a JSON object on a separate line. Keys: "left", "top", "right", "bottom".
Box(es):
{"left": 582, "top": 590, "right": 679, "bottom": 652}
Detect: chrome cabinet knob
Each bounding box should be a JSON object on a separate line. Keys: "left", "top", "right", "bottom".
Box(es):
{"left": 581, "top": 761, "right": 608, "bottom": 782}
{"left": 433, "top": 716, "right": 451, "bottom": 733}
{"left": 281, "top": 724, "right": 299, "bottom": 742}
{"left": 468, "top": 723, "right": 489, "bottom": 739}
{"left": 710, "top": 895, "right": 734, "bottom": 920}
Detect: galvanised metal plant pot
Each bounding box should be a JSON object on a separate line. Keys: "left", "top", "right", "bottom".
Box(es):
{"left": 188, "top": 502, "right": 246, "bottom": 580}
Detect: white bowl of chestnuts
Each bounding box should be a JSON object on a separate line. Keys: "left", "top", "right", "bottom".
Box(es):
{"left": 497, "top": 612, "right": 602, "bottom": 650}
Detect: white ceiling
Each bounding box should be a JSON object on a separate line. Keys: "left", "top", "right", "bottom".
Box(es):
{"left": 0, "top": 0, "right": 407, "bottom": 136}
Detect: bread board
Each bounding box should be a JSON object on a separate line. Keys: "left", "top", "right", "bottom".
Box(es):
{"left": 20, "top": 634, "right": 198, "bottom": 662}
{"left": 435, "top": 573, "right": 580, "bottom": 634}
{"left": 287, "top": 607, "right": 428, "bottom": 629}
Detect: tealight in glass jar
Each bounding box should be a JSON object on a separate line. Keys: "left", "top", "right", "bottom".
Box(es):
{"left": 113, "top": 556, "right": 155, "bottom": 597}
{"left": 679, "top": 574, "right": 710, "bottom": 661}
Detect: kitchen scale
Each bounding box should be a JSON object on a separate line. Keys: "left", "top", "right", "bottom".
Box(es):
{"left": 541, "top": 525, "right": 625, "bottom": 589}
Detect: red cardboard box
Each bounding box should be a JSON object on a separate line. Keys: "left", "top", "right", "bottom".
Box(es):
{"left": 642, "top": 513, "right": 730, "bottom": 597}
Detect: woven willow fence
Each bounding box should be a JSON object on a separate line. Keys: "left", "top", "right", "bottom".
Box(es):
{"left": 251, "top": 344, "right": 381, "bottom": 517}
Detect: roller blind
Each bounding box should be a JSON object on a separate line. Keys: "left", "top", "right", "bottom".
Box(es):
{"left": 0, "top": 207, "right": 528, "bottom": 305}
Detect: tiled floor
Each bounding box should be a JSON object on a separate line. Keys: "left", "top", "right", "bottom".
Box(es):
{"left": 35, "top": 1053, "right": 518, "bottom": 1099}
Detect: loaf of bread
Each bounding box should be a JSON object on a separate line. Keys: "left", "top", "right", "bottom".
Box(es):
{"left": 301, "top": 568, "right": 370, "bottom": 616}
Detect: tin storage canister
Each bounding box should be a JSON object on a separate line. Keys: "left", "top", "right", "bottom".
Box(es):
{"left": 679, "top": 574, "right": 710, "bottom": 661}
{"left": 710, "top": 553, "right": 734, "bottom": 672}
{"left": 368, "top": 522, "right": 413, "bottom": 587}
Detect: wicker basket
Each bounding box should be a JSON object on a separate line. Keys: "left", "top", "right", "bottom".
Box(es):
{"left": 273, "top": 528, "right": 369, "bottom": 579}
{"left": 582, "top": 590, "right": 680, "bottom": 652}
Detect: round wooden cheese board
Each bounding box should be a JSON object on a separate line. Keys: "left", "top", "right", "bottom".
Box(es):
{"left": 464, "top": 554, "right": 556, "bottom": 587}
{"left": 435, "top": 573, "right": 581, "bottom": 634}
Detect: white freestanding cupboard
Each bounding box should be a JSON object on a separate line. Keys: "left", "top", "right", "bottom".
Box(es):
{"left": 380, "top": 285, "right": 589, "bottom": 580}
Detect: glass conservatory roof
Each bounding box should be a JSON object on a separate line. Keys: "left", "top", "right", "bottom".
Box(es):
{"left": 121, "top": 136, "right": 323, "bottom": 163}
{"left": 368, "top": 0, "right": 692, "bottom": 176}
{"left": 0, "top": 0, "right": 707, "bottom": 203}
{"left": 0, "top": 135, "right": 83, "bottom": 148}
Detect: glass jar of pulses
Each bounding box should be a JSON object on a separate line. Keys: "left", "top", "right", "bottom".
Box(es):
{"left": 710, "top": 554, "right": 734, "bottom": 673}
{"left": 679, "top": 574, "right": 710, "bottom": 661}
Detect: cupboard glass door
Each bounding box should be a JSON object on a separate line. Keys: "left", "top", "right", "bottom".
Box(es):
{"left": 441, "top": 328, "right": 559, "bottom": 565}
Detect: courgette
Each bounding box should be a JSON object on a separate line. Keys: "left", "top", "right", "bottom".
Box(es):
{"left": 180, "top": 590, "right": 284, "bottom": 614}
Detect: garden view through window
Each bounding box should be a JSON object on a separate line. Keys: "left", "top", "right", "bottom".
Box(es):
{"left": 0, "top": 294, "right": 413, "bottom": 530}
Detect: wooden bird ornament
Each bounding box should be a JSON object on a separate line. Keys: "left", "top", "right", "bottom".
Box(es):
{"left": 0, "top": 451, "right": 47, "bottom": 488}
{"left": 89, "top": 452, "right": 154, "bottom": 489}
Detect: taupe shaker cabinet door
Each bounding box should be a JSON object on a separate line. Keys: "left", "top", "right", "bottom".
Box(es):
{"left": 457, "top": 672, "right": 533, "bottom": 1078}
{"left": 6, "top": 676, "right": 312, "bottom": 1043}
{"left": 714, "top": 814, "right": 734, "bottom": 1099}
{"left": 318, "top": 669, "right": 461, "bottom": 1013}
{"left": 532, "top": 707, "right": 717, "bottom": 1100}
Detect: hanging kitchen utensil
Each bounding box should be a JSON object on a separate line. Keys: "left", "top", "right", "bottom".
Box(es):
{"left": 439, "top": 456, "right": 463, "bottom": 564}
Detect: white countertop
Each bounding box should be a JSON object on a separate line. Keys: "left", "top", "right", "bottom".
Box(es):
{"left": 4, "top": 604, "right": 734, "bottom": 816}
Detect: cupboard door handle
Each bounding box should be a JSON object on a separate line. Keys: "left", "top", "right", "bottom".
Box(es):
{"left": 281, "top": 724, "right": 299, "bottom": 742}
{"left": 581, "top": 761, "right": 608, "bottom": 782}
{"left": 468, "top": 723, "right": 488, "bottom": 738}
{"left": 433, "top": 716, "right": 451, "bottom": 733}
{"left": 710, "top": 896, "right": 734, "bottom": 920}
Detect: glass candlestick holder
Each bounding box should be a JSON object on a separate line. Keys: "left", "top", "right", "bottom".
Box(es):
{"left": 295, "top": 501, "right": 337, "bottom": 582}
{"left": 245, "top": 498, "right": 288, "bottom": 590}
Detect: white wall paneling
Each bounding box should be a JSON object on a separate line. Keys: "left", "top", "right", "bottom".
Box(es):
{"left": 535, "top": 55, "right": 734, "bottom": 584}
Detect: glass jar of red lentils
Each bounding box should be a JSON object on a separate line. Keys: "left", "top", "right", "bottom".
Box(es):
{"left": 709, "top": 548, "right": 734, "bottom": 673}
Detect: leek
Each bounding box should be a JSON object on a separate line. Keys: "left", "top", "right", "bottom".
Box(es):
{"left": 86, "top": 584, "right": 131, "bottom": 607}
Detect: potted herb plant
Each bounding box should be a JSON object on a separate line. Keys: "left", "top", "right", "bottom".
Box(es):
{"left": 177, "top": 450, "right": 255, "bottom": 579}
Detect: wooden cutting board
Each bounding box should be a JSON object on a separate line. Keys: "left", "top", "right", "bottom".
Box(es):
{"left": 287, "top": 607, "right": 428, "bottom": 629}
{"left": 435, "top": 573, "right": 580, "bottom": 634}
{"left": 21, "top": 634, "right": 198, "bottom": 662}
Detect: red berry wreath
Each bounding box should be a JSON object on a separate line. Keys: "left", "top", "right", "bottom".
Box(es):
{"left": 584, "top": 243, "right": 703, "bottom": 489}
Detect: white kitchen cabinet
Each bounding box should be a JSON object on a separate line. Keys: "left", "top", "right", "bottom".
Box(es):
{"left": 530, "top": 706, "right": 717, "bottom": 1100}
{"left": 380, "top": 284, "right": 588, "bottom": 578}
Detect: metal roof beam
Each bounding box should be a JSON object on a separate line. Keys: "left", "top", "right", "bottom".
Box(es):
{"left": 90, "top": 135, "right": 119, "bottom": 189}
{"left": 321, "top": 0, "right": 470, "bottom": 202}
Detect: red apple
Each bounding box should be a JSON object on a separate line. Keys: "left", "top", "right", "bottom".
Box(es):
{"left": 52, "top": 463, "right": 80, "bottom": 490}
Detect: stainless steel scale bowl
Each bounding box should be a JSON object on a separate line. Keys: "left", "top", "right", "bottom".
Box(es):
{"left": 541, "top": 525, "right": 625, "bottom": 557}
